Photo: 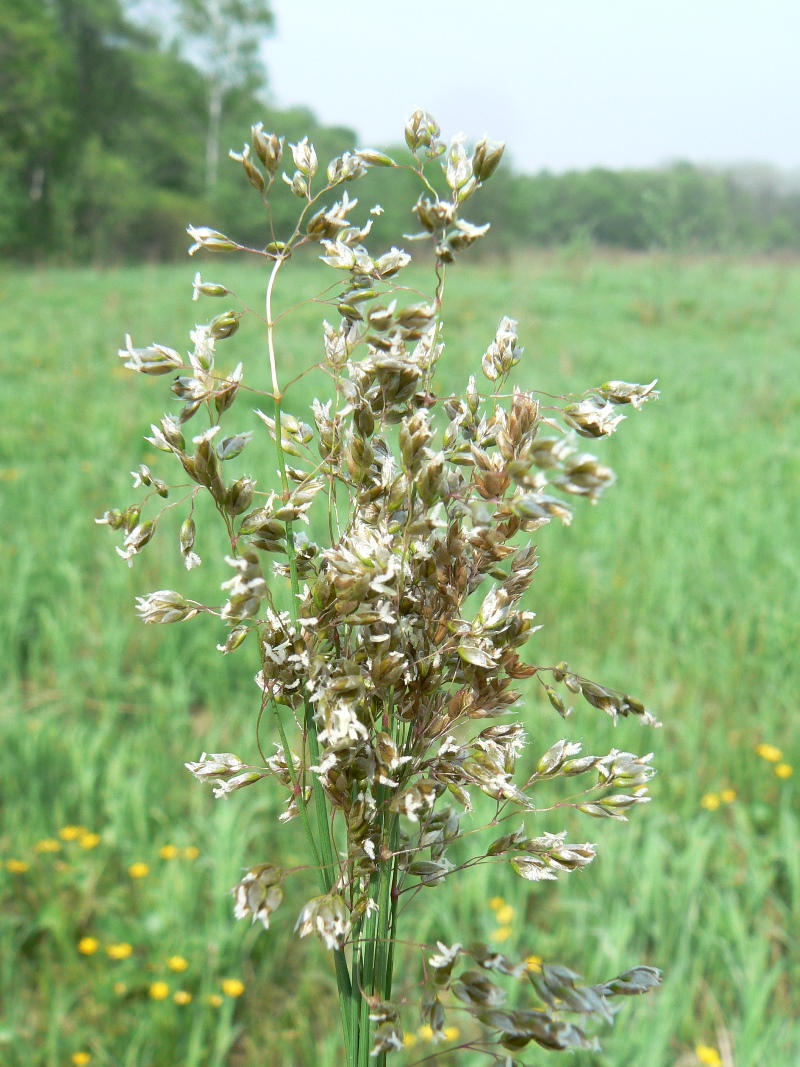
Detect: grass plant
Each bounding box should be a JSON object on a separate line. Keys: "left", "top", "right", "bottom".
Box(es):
{"left": 1, "top": 249, "right": 798, "bottom": 1065}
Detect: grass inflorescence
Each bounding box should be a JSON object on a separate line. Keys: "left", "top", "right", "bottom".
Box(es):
{"left": 1, "top": 250, "right": 798, "bottom": 1064}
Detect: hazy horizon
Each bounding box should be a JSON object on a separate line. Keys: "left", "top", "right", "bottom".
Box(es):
{"left": 262, "top": 0, "right": 800, "bottom": 175}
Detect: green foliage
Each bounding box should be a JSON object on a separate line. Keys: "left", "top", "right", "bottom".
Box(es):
{"left": 2, "top": 0, "right": 800, "bottom": 263}
{"left": 473, "top": 163, "right": 800, "bottom": 254}
{"left": 0, "top": 0, "right": 74, "bottom": 252}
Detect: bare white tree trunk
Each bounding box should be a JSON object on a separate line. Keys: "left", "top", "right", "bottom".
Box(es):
{"left": 206, "top": 79, "right": 223, "bottom": 194}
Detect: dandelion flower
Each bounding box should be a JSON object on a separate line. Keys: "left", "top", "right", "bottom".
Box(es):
{"left": 221, "top": 978, "right": 244, "bottom": 998}
{"left": 700, "top": 793, "right": 721, "bottom": 811}
{"left": 525, "top": 954, "right": 543, "bottom": 973}
{"left": 107, "top": 943, "right": 133, "bottom": 960}
{"left": 79, "top": 833, "right": 101, "bottom": 850}
{"left": 695, "top": 1046, "right": 723, "bottom": 1067}
{"left": 402, "top": 1033, "right": 418, "bottom": 1048}
{"left": 78, "top": 937, "right": 100, "bottom": 956}
{"left": 167, "top": 955, "right": 188, "bottom": 972}
{"left": 160, "top": 845, "right": 179, "bottom": 860}
{"left": 207, "top": 994, "right": 223, "bottom": 1007}
{"left": 495, "top": 904, "right": 514, "bottom": 924}
{"left": 128, "top": 862, "right": 149, "bottom": 879}
{"left": 174, "top": 990, "right": 192, "bottom": 1005}
{"left": 184, "top": 846, "right": 199, "bottom": 861}
{"left": 59, "top": 826, "right": 86, "bottom": 842}
{"left": 756, "top": 743, "right": 782, "bottom": 763}
{"left": 776, "top": 764, "right": 793, "bottom": 779}
{"left": 488, "top": 896, "right": 505, "bottom": 911}
{"left": 443, "top": 1026, "right": 460, "bottom": 1041}
{"left": 71, "top": 1053, "right": 91, "bottom": 1066}
{"left": 491, "top": 926, "right": 513, "bottom": 943}
{"left": 149, "top": 981, "right": 170, "bottom": 1000}
{"left": 720, "top": 789, "right": 736, "bottom": 804}
{"left": 114, "top": 982, "right": 127, "bottom": 996}
{"left": 34, "top": 839, "right": 61, "bottom": 854}
{"left": 417, "top": 1025, "right": 434, "bottom": 1041}
{"left": 6, "top": 859, "right": 30, "bottom": 874}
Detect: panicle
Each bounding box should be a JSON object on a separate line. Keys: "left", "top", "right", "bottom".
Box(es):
{"left": 101, "top": 109, "right": 662, "bottom": 1061}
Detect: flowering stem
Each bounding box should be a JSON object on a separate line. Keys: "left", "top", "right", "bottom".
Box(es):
{"left": 358, "top": 870, "right": 382, "bottom": 1067}
{"left": 266, "top": 251, "right": 353, "bottom": 1056}
{"left": 381, "top": 815, "right": 401, "bottom": 1001}
{"left": 350, "top": 926, "right": 363, "bottom": 1063}
{"left": 271, "top": 707, "right": 322, "bottom": 879}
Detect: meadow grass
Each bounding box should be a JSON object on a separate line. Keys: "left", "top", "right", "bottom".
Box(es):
{"left": 1, "top": 251, "right": 798, "bottom": 1066}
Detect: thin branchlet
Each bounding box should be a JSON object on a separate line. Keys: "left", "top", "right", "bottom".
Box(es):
{"left": 101, "top": 110, "right": 662, "bottom": 1064}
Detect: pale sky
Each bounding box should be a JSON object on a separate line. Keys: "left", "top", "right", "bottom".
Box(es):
{"left": 263, "top": 0, "right": 800, "bottom": 174}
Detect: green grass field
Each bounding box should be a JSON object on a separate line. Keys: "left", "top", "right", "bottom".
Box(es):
{"left": 1, "top": 251, "right": 799, "bottom": 1066}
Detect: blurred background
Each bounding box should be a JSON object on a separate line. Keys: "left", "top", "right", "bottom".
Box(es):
{"left": 3, "top": 0, "right": 800, "bottom": 262}
{"left": 1, "top": 1, "right": 798, "bottom": 1065}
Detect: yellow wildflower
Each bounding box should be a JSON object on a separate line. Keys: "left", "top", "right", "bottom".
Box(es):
{"left": 184, "top": 846, "right": 199, "bottom": 860}
{"left": 79, "top": 833, "right": 101, "bottom": 850}
{"left": 700, "top": 793, "right": 721, "bottom": 811}
{"left": 495, "top": 904, "right": 514, "bottom": 925}
{"left": 71, "top": 1053, "right": 91, "bottom": 1066}
{"left": 207, "top": 994, "right": 223, "bottom": 1007}
{"left": 174, "top": 990, "right": 192, "bottom": 1005}
{"left": 113, "top": 982, "right": 127, "bottom": 996}
{"left": 59, "top": 826, "right": 86, "bottom": 842}
{"left": 107, "top": 943, "right": 133, "bottom": 960}
{"left": 775, "top": 764, "right": 793, "bottom": 779}
{"left": 128, "top": 862, "right": 149, "bottom": 879}
{"left": 756, "top": 743, "right": 782, "bottom": 763}
{"left": 221, "top": 978, "right": 244, "bottom": 998}
{"left": 78, "top": 937, "right": 100, "bottom": 956}
{"left": 720, "top": 789, "right": 736, "bottom": 804}
{"left": 488, "top": 896, "right": 505, "bottom": 911}
{"left": 34, "top": 839, "right": 61, "bottom": 854}
{"left": 159, "top": 845, "right": 179, "bottom": 860}
{"left": 417, "top": 1025, "right": 434, "bottom": 1041}
{"left": 167, "top": 955, "right": 188, "bottom": 972}
{"left": 695, "top": 1045, "right": 723, "bottom": 1067}
{"left": 6, "top": 859, "right": 30, "bottom": 874}
{"left": 402, "top": 1033, "right": 418, "bottom": 1047}
{"left": 149, "top": 982, "right": 170, "bottom": 1001}
{"left": 491, "top": 926, "right": 513, "bottom": 943}
{"left": 525, "top": 954, "right": 543, "bottom": 973}
{"left": 443, "top": 1026, "right": 460, "bottom": 1041}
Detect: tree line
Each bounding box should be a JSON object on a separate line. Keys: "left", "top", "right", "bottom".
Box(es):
{"left": 3, "top": 0, "right": 800, "bottom": 263}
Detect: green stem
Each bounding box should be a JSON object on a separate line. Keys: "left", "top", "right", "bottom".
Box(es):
{"left": 266, "top": 252, "right": 352, "bottom": 1058}
{"left": 273, "top": 706, "right": 352, "bottom": 1055}
{"left": 373, "top": 817, "right": 396, "bottom": 1000}
{"left": 350, "top": 922, "right": 363, "bottom": 1063}
{"left": 382, "top": 815, "right": 402, "bottom": 1001}
{"left": 358, "top": 871, "right": 383, "bottom": 1067}
{"left": 272, "top": 707, "right": 323, "bottom": 886}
